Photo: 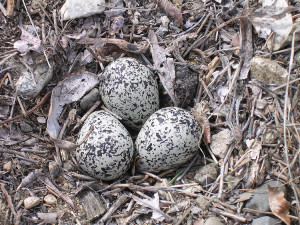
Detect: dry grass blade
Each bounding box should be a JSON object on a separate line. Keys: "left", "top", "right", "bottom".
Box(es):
{"left": 157, "top": 0, "right": 183, "bottom": 25}
{"left": 268, "top": 185, "right": 290, "bottom": 225}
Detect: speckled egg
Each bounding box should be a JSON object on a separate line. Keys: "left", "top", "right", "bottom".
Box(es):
{"left": 135, "top": 107, "right": 202, "bottom": 171}
{"left": 99, "top": 57, "right": 159, "bottom": 130}
{"left": 75, "top": 111, "right": 134, "bottom": 181}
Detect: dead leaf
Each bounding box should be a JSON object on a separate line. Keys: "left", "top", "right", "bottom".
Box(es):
{"left": 233, "top": 192, "right": 253, "bottom": 204}
{"left": 148, "top": 30, "right": 179, "bottom": 106}
{"left": 157, "top": 0, "right": 183, "bottom": 25}
{"left": 14, "top": 27, "right": 41, "bottom": 55}
{"left": 78, "top": 37, "right": 149, "bottom": 54}
{"left": 268, "top": 185, "right": 290, "bottom": 225}
{"left": 47, "top": 73, "right": 99, "bottom": 139}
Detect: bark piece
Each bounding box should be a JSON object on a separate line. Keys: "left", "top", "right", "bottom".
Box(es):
{"left": 79, "top": 190, "right": 106, "bottom": 221}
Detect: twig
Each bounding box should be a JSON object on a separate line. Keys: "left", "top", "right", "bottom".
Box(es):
{"left": 6, "top": 0, "right": 14, "bottom": 17}
{"left": 98, "top": 194, "right": 129, "bottom": 223}
{"left": 0, "top": 52, "right": 18, "bottom": 66}
{"left": 210, "top": 208, "right": 247, "bottom": 223}
{"left": 0, "top": 91, "right": 51, "bottom": 125}
{"left": 183, "top": 16, "right": 244, "bottom": 57}
{"left": 21, "top": 0, "right": 51, "bottom": 68}
{"left": 0, "top": 183, "right": 17, "bottom": 216}
{"left": 283, "top": 28, "right": 300, "bottom": 220}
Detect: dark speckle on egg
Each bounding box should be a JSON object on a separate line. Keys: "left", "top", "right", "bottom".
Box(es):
{"left": 75, "top": 111, "right": 134, "bottom": 181}
{"left": 135, "top": 107, "right": 202, "bottom": 171}
{"left": 99, "top": 57, "right": 159, "bottom": 130}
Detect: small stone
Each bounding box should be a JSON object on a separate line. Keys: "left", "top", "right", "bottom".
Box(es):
{"left": 210, "top": 129, "right": 232, "bottom": 158}
{"left": 194, "top": 163, "right": 218, "bottom": 185}
{"left": 24, "top": 196, "right": 40, "bottom": 209}
{"left": 250, "top": 56, "right": 287, "bottom": 84}
{"left": 44, "top": 194, "right": 57, "bottom": 205}
{"left": 195, "top": 195, "right": 210, "bottom": 210}
{"left": 60, "top": 0, "right": 105, "bottom": 21}
{"left": 16, "top": 61, "right": 53, "bottom": 99}
{"left": 80, "top": 88, "right": 100, "bottom": 111}
{"left": 251, "top": 216, "right": 281, "bottom": 225}
{"left": 204, "top": 217, "right": 224, "bottom": 225}
{"left": 20, "top": 121, "right": 33, "bottom": 133}
{"left": 37, "top": 116, "right": 46, "bottom": 124}
{"left": 245, "top": 180, "right": 286, "bottom": 214}
{"left": 3, "top": 161, "right": 12, "bottom": 171}
{"left": 48, "top": 161, "right": 60, "bottom": 179}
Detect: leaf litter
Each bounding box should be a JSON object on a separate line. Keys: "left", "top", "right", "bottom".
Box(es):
{"left": 0, "top": 0, "right": 299, "bottom": 224}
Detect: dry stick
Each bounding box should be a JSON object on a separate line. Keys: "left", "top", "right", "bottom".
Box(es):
{"left": 174, "top": 207, "right": 191, "bottom": 225}
{"left": 6, "top": 0, "right": 14, "bottom": 17}
{"left": 183, "top": 16, "right": 244, "bottom": 58}
{"left": 0, "top": 2, "right": 7, "bottom": 16}
{"left": 0, "top": 92, "right": 51, "bottom": 125}
{"left": 283, "top": 29, "right": 300, "bottom": 220}
{"left": 98, "top": 194, "right": 129, "bottom": 223}
{"left": 0, "top": 183, "right": 17, "bottom": 216}
{"left": 210, "top": 208, "right": 247, "bottom": 223}
{"left": 21, "top": 0, "right": 51, "bottom": 68}
{"left": 0, "top": 52, "right": 18, "bottom": 66}
{"left": 217, "top": 144, "right": 235, "bottom": 199}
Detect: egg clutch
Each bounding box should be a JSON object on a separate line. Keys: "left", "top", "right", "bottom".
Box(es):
{"left": 75, "top": 58, "right": 202, "bottom": 181}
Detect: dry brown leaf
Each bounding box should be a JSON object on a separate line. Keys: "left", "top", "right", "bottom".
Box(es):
{"left": 268, "top": 185, "right": 290, "bottom": 225}
{"left": 148, "top": 30, "right": 179, "bottom": 106}
{"left": 157, "top": 0, "right": 183, "bottom": 25}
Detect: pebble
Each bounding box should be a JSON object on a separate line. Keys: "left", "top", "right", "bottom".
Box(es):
{"left": 210, "top": 129, "right": 232, "bottom": 158}
{"left": 194, "top": 163, "right": 218, "bottom": 185}
{"left": 24, "top": 196, "right": 40, "bottom": 209}
{"left": 80, "top": 88, "right": 100, "bottom": 111}
{"left": 3, "top": 161, "right": 12, "bottom": 171}
{"left": 37, "top": 116, "right": 46, "bottom": 124}
{"left": 61, "top": 0, "right": 105, "bottom": 20}
{"left": 250, "top": 56, "right": 287, "bottom": 84}
{"left": 20, "top": 121, "right": 33, "bottom": 133}
{"left": 204, "top": 217, "right": 224, "bottom": 225}
{"left": 15, "top": 61, "right": 53, "bottom": 99}
{"left": 195, "top": 195, "right": 210, "bottom": 210}
{"left": 245, "top": 180, "right": 286, "bottom": 214}
{"left": 44, "top": 194, "right": 57, "bottom": 205}
{"left": 251, "top": 216, "right": 281, "bottom": 225}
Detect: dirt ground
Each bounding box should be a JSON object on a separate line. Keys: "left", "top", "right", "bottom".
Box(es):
{"left": 0, "top": 0, "right": 299, "bottom": 224}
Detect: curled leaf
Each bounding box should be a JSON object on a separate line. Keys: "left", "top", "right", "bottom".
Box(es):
{"left": 268, "top": 185, "right": 290, "bottom": 225}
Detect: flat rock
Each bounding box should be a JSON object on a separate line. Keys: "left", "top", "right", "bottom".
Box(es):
{"left": 204, "top": 217, "right": 224, "bottom": 225}
{"left": 16, "top": 60, "right": 53, "bottom": 99}
{"left": 251, "top": 216, "right": 281, "bottom": 225}
{"left": 61, "top": 0, "right": 105, "bottom": 21}
{"left": 210, "top": 129, "right": 232, "bottom": 158}
{"left": 250, "top": 56, "right": 287, "bottom": 84}
{"left": 245, "top": 180, "right": 286, "bottom": 214}
{"left": 194, "top": 163, "right": 218, "bottom": 185}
